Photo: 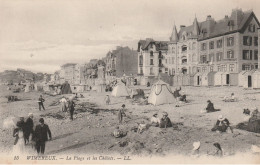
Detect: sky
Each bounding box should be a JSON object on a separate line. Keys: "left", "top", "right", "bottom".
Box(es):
{"left": 0, "top": 0, "right": 260, "bottom": 74}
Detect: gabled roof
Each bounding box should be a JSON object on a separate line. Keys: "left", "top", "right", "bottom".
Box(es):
{"left": 138, "top": 38, "right": 168, "bottom": 51}
{"left": 174, "top": 9, "right": 260, "bottom": 41}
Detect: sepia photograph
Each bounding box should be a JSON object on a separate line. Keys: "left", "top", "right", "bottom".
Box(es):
{"left": 0, "top": 0, "right": 260, "bottom": 164}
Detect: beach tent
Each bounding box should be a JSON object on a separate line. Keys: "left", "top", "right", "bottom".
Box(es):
{"left": 252, "top": 70, "right": 260, "bottom": 89}
{"left": 111, "top": 81, "right": 129, "bottom": 97}
{"left": 201, "top": 72, "right": 216, "bottom": 86}
{"left": 24, "top": 83, "right": 34, "bottom": 92}
{"left": 238, "top": 71, "right": 247, "bottom": 87}
{"left": 182, "top": 74, "right": 190, "bottom": 86}
{"left": 221, "top": 72, "right": 231, "bottom": 86}
{"left": 229, "top": 73, "right": 239, "bottom": 86}
{"left": 148, "top": 80, "right": 175, "bottom": 106}
{"left": 214, "top": 72, "right": 222, "bottom": 86}
{"left": 243, "top": 70, "right": 256, "bottom": 88}
{"left": 194, "top": 72, "right": 203, "bottom": 86}
{"left": 60, "top": 82, "right": 72, "bottom": 94}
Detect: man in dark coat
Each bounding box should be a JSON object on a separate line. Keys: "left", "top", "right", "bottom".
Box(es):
{"left": 68, "top": 100, "right": 75, "bottom": 120}
{"left": 159, "top": 112, "right": 172, "bottom": 128}
{"left": 33, "top": 118, "right": 52, "bottom": 155}
{"left": 38, "top": 95, "right": 45, "bottom": 111}
{"left": 24, "top": 113, "right": 34, "bottom": 144}
{"left": 206, "top": 100, "right": 215, "bottom": 113}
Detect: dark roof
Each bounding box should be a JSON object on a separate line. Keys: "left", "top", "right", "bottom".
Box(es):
{"left": 138, "top": 38, "right": 168, "bottom": 51}
{"left": 176, "top": 9, "right": 260, "bottom": 41}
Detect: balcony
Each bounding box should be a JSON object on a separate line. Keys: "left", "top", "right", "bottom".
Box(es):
{"left": 158, "top": 55, "right": 163, "bottom": 59}
{"left": 139, "top": 63, "right": 143, "bottom": 66}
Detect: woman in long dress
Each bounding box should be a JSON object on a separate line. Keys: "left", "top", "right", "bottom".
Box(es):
{"left": 12, "top": 121, "right": 26, "bottom": 155}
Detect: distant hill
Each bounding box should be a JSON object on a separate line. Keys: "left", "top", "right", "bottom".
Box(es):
{"left": 0, "top": 69, "right": 51, "bottom": 84}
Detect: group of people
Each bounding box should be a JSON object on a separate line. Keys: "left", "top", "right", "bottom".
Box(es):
{"left": 13, "top": 114, "right": 52, "bottom": 155}
{"left": 59, "top": 96, "right": 76, "bottom": 120}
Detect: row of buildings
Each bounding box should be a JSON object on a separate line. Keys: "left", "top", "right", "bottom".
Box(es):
{"left": 50, "top": 46, "right": 138, "bottom": 86}
{"left": 49, "top": 8, "right": 260, "bottom": 88}
{"left": 138, "top": 9, "right": 260, "bottom": 85}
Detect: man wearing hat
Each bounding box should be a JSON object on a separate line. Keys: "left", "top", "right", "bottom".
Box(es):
{"left": 159, "top": 112, "right": 172, "bottom": 128}
{"left": 211, "top": 115, "right": 232, "bottom": 133}
{"left": 38, "top": 95, "right": 45, "bottom": 111}
{"left": 68, "top": 99, "right": 76, "bottom": 120}
{"left": 24, "top": 113, "right": 34, "bottom": 144}
{"left": 33, "top": 118, "right": 52, "bottom": 155}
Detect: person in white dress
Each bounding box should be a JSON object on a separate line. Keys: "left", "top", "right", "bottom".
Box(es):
{"left": 12, "top": 121, "right": 26, "bottom": 155}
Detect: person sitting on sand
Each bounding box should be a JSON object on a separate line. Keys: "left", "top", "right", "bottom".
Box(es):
{"left": 247, "top": 107, "right": 260, "bottom": 133}
{"left": 150, "top": 113, "right": 160, "bottom": 127}
{"left": 211, "top": 115, "right": 233, "bottom": 133}
{"left": 159, "top": 112, "right": 172, "bottom": 128}
{"left": 112, "top": 126, "right": 127, "bottom": 138}
{"left": 206, "top": 100, "right": 215, "bottom": 113}
{"left": 137, "top": 121, "right": 148, "bottom": 133}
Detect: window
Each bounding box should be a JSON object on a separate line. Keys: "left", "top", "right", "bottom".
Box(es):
{"left": 256, "top": 65, "right": 258, "bottom": 69}
{"left": 243, "top": 50, "right": 253, "bottom": 60}
{"left": 222, "top": 65, "right": 227, "bottom": 72}
{"left": 255, "top": 50, "right": 258, "bottom": 60}
{"left": 227, "top": 50, "right": 234, "bottom": 59}
{"left": 255, "top": 37, "right": 258, "bottom": 46}
{"left": 139, "top": 55, "right": 143, "bottom": 65}
{"left": 217, "top": 39, "right": 222, "bottom": 48}
{"left": 197, "top": 67, "right": 201, "bottom": 72}
{"left": 209, "top": 41, "right": 214, "bottom": 49}
{"left": 210, "top": 66, "right": 214, "bottom": 72}
{"left": 201, "top": 43, "right": 207, "bottom": 51}
{"left": 242, "top": 64, "right": 251, "bottom": 71}
{"left": 165, "top": 68, "right": 168, "bottom": 74}
{"left": 229, "top": 64, "right": 235, "bottom": 72}
{"left": 209, "top": 53, "right": 214, "bottom": 62}
{"left": 227, "top": 37, "right": 234, "bottom": 46}
{"left": 150, "top": 51, "right": 153, "bottom": 57}
{"left": 243, "top": 36, "right": 252, "bottom": 46}
{"left": 200, "top": 55, "right": 207, "bottom": 63}
{"left": 216, "top": 52, "right": 223, "bottom": 61}
{"left": 217, "top": 65, "right": 221, "bottom": 71}
{"left": 248, "top": 24, "right": 256, "bottom": 32}
{"left": 202, "top": 67, "right": 206, "bottom": 72}
{"left": 182, "top": 45, "right": 187, "bottom": 52}
{"left": 150, "top": 67, "right": 154, "bottom": 75}
{"left": 140, "top": 67, "right": 143, "bottom": 74}
{"left": 182, "top": 59, "right": 187, "bottom": 64}
{"left": 150, "top": 59, "right": 154, "bottom": 65}
{"left": 159, "top": 51, "right": 163, "bottom": 58}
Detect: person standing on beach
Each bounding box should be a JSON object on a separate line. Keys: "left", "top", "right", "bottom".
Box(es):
{"left": 68, "top": 100, "right": 75, "bottom": 120}
{"left": 24, "top": 113, "right": 34, "bottom": 144}
{"left": 59, "top": 96, "right": 67, "bottom": 112}
{"left": 118, "top": 104, "right": 126, "bottom": 124}
{"left": 105, "top": 95, "right": 110, "bottom": 105}
{"left": 33, "top": 118, "right": 52, "bottom": 155}
{"left": 38, "top": 95, "right": 45, "bottom": 111}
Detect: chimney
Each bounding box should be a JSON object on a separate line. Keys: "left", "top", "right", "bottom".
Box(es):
{"left": 206, "top": 15, "right": 212, "bottom": 21}
{"left": 180, "top": 25, "right": 186, "bottom": 29}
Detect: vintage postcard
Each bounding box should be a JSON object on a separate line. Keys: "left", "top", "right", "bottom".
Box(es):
{"left": 0, "top": 0, "right": 260, "bottom": 164}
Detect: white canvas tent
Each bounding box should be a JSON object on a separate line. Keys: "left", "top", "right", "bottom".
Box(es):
{"left": 214, "top": 72, "right": 222, "bottom": 86}
{"left": 243, "top": 70, "right": 256, "bottom": 88}
{"left": 238, "top": 71, "right": 247, "bottom": 87}
{"left": 252, "top": 70, "right": 260, "bottom": 89}
{"left": 148, "top": 80, "right": 175, "bottom": 106}
{"left": 111, "top": 81, "right": 129, "bottom": 97}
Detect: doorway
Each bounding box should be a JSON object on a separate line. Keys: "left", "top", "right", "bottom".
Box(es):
{"left": 248, "top": 76, "right": 252, "bottom": 87}
{"left": 226, "top": 74, "right": 230, "bottom": 85}
{"left": 197, "top": 76, "right": 200, "bottom": 86}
